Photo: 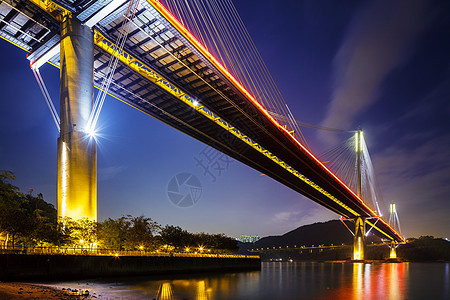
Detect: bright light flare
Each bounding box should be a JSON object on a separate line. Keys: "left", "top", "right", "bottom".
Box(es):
{"left": 84, "top": 127, "right": 97, "bottom": 139}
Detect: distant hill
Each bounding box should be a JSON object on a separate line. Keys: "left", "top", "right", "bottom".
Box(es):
{"left": 239, "top": 220, "right": 450, "bottom": 261}
{"left": 239, "top": 219, "right": 379, "bottom": 253}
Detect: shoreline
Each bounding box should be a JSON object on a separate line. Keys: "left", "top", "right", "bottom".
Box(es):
{"left": 262, "top": 259, "right": 449, "bottom": 263}
{"left": 0, "top": 282, "right": 92, "bottom": 299}
{"left": 0, "top": 254, "right": 260, "bottom": 281}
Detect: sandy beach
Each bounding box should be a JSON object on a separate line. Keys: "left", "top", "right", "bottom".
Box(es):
{"left": 0, "top": 282, "right": 91, "bottom": 299}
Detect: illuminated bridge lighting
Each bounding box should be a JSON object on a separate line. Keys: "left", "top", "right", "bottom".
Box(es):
{"left": 0, "top": 0, "right": 405, "bottom": 246}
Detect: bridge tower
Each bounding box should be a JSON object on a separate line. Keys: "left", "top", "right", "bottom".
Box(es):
{"left": 57, "top": 15, "right": 97, "bottom": 221}
{"left": 388, "top": 203, "right": 400, "bottom": 259}
{"left": 353, "top": 130, "right": 365, "bottom": 260}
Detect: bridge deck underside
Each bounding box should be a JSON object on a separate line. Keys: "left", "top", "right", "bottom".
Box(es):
{"left": 0, "top": 0, "right": 402, "bottom": 242}
{"left": 93, "top": 50, "right": 401, "bottom": 242}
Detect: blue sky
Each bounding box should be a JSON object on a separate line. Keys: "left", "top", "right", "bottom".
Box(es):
{"left": 0, "top": 0, "right": 449, "bottom": 239}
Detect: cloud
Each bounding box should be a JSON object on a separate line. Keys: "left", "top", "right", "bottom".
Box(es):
{"left": 321, "top": 0, "right": 431, "bottom": 137}
{"left": 399, "top": 77, "right": 450, "bottom": 123}
{"left": 373, "top": 133, "right": 450, "bottom": 238}
{"left": 98, "top": 165, "right": 127, "bottom": 181}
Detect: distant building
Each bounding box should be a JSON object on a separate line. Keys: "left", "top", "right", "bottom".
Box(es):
{"left": 237, "top": 235, "right": 260, "bottom": 243}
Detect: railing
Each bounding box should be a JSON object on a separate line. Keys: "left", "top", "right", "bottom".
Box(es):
{"left": 0, "top": 246, "right": 259, "bottom": 259}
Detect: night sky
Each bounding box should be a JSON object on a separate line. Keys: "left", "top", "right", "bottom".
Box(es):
{"left": 0, "top": 0, "right": 449, "bottom": 239}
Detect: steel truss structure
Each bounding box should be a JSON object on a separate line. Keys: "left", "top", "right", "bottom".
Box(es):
{"left": 0, "top": 0, "right": 404, "bottom": 243}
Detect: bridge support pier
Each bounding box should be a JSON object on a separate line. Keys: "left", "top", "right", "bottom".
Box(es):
{"left": 57, "top": 14, "right": 97, "bottom": 221}
{"left": 353, "top": 217, "right": 365, "bottom": 260}
{"left": 389, "top": 240, "right": 397, "bottom": 259}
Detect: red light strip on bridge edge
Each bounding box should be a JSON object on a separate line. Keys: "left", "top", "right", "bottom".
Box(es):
{"left": 147, "top": 0, "right": 403, "bottom": 241}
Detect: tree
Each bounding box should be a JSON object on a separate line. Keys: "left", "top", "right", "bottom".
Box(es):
{"left": 98, "top": 215, "right": 160, "bottom": 250}
{"left": 0, "top": 171, "right": 237, "bottom": 252}
{"left": 213, "top": 233, "right": 239, "bottom": 253}
{"left": 125, "top": 215, "right": 160, "bottom": 250}
{"left": 160, "top": 225, "right": 190, "bottom": 250}
{"left": 0, "top": 171, "right": 33, "bottom": 247}
{"left": 62, "top": 217, "right": 98, "bottom": 249}
{"left": 98, "top": 217, "right": 130, "bottom": 250}
{"left": 159, "top": 225, "right": 238, "bottom": 253}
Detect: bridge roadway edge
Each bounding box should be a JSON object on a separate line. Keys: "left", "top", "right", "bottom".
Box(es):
{"left": 0, "top": 254, "right": 261, "bottom": 281}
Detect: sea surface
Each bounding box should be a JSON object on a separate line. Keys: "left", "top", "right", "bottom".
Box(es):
{"left": 50, "top": 262, "right": 449, "bottom": 299}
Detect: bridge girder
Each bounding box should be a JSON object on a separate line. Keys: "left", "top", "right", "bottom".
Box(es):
{"left": 0, "top": 0, "right": 405, "bottom": 242}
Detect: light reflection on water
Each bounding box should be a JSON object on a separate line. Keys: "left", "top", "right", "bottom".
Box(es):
{"left": 323, "top": 263, "right": 409, "bottom": 300}
{"left": 156, "top": 282, "right": 174, "bottom": 300}
{"left": 55, "top": 262, "right": 449, "bottom": 300}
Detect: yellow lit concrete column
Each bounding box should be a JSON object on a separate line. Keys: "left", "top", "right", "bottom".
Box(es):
{"left": 57, "top": 14, "right": 97, "bottom": 221}
{"left": 353, "top": 217, "right": 365, "bottom": 260}
{"left": 389, "top": 240, "right": 397, "bottom": 259}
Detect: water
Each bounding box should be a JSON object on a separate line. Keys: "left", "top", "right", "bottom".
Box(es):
{"left": 51, "top": 262, "right": 449, "bottom": 299}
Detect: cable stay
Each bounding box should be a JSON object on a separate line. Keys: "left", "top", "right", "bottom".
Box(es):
{"left": 268, "top": 110, "right": 355, "bottom": 134}
{"left": 121, "top": 8, "right": 307, "bottom": 157}
{"left": 31, "top": 67, "right": 60, "bottom": 132}
{"left": 86, "top": 0, "right": 140, "bottom": 134}
{"left": 340, "top": 217, "right": 356, "bottom": 236}
{"left": 123, "top": 13, "right": 253, "bottom": 124}
{"left": 160, "top": 0, "right": 312, "bottom": 148}
{"left": 389, "top": 203, "right": 402, "bottom": 236}
{"left": 365, "top": 218, "right": 380, "bottom": 236}
{"left": 319, "top": 131, "right": 388, "bottom": 219}
{"left": 284, "top": 104, "right": 310, "bottom": 150}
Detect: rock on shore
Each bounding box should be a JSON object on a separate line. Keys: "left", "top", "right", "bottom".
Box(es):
{"left": 0, "top": 282, "right": 91, "bottom": 299}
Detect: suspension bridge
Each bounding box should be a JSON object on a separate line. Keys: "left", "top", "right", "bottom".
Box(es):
{"left": 0, "top": 0, "right": 404, "bottom": 260}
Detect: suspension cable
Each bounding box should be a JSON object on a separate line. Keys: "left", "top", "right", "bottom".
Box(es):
{"left": 31, "top": 67, "right": 60, "bottom": 132}
{"left": 87, "top": 0, "right": 140, "bottom": 133}
{"left": 161, "top": 0, "right": 311, "bottom": 146}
